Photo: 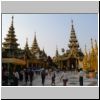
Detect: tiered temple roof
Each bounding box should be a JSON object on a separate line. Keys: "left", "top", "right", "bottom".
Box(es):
{"left": 24, "top": 38, "right": 33, "bottom": 59}
{"left": 29, "top": 32, "right": 47, "bottom": 60}
{"left": 2, "top": 16, "right": 19, "bottom": 58}
{"left": 68, "top": 20, "right": 79, "bottom": 50}
{"left": 53, "top": 20, "right": 84, "bottom": 69}
{"left": 67, "top": 20, "right": 84, "bottom": 59}
{"left": 31, "top": 32, "right": 40, "bottom": 54}
{"left": 2, "top": 16, "right": 48, "bottom": 65}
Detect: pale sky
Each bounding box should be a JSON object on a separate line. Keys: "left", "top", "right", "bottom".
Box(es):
{"left": 2, "top": 14, "right": 98, "bottom": 57}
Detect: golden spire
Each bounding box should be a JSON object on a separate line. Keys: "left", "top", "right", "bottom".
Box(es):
{"left": 83, "top": 44, "right": 88, "bottom": 70}
{"left": 91, "top": 38, "right": 94, "bottom": 50}
{"left": 94, "top": 39, "right": 98, "bottom": 71}
{"left": 85, "top": 44, "right": 88, "bottom": 58}
{"left": 25, "top": 37, "right": 29, "bottom": 50}
{"left": 88, "top": 50, "right": 91, "bottom": 59}
{"left": 24, "top": 37, "right": 31, "bottom": 60}
{"left": 71, "top": 19, "right": 73, "bottom": 26}
{"left": 71, "top": 19, "right": 75, "bottom": 32}
{"left": 90, "top": 38, "right": 96, "bottom": 71}
{"left": 42, "top": 47, "right": 45, "bottom": 53}
{"left": 91, "top": 38, "right": 95, "bottom": 54}
{"left": 56, "top": 45, "right": 59, "bottom": 57}
{"left": 3, "top": 16, "right": 19, "bottom": 57}
{"left": 11, "top": 16, "right": 14, "bottom": 26}
{"left": 31, "top": 32, "right": 40, "bottom": 53}
{"left": 26, "top": 38, "right": 28, "bottom": 47}
{"left": 95, "top": 39, "right": 98, "bottom": 51}
{"left": 34, "top": 32, "right": 37, "bottom": 43}
{"left": 9, "top": 16, "right": 14, "bottom": 32}
{"left": 68, "top": 20, "right": 79, "bottom": 50}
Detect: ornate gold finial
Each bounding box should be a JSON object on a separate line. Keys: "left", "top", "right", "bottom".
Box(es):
{"left": 34, "top": 32, "right": 37, "bottom": 42}
{"left": 56, "top": 45, "right": 59, "bottom": 56}
{"left": 91, "top": 38, "right": 94, "bottom": 49}
{"left": 34, "top": 31, "right": 36, "bottom": 36}
{"left": 31, "top": 31, "right": 40, "bottom": 53}
{"left": 71, "top": 19, "right": 75, "bottom": 32}
{"left": 11, "top": 16, "right": 14, "bottom": 26}
{"left": 85, "top": 44, "right": 87, "bottom": 53}
{"left": 56, "top": 45, "right": 58, "bottom": 50}
{"left": 12, "top": 16, "right": 14, "bottom": 20}
{"left": 71, "top": 20, "right": 73, "bottom": 25}
{"left": 94, "top": 39, "right": 98, "bottom": 56}
{"left": 25, "top": 37, "right": 28, "bottom": 47}
{"left": 95, "top": 39, "right": 98, "bottom": 49}
{"left": 26, "top": 37, "right": 28, "bottom": 43}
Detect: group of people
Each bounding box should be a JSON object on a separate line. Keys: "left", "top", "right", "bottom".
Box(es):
{"left": 2, "top": 67, "right": 85, "bottom": 86}
{"left": 2, "top": 68, "right": 34, "bottom": 86}
{"left": 40, "top": 68, "right": 69, "bottom": 86}
{"left": 41, "top": 68, "right": 56, "bottom": 86}
{"left": 24, "top": 69, "right": 34, "bottom": 85}
{"left": 2, "top": 68, "right": 9, "bottom": 86}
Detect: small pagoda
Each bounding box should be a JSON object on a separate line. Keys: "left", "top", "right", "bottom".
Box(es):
{"left": 20, "top": 32, "right": 48, "bottom": 68}
{"left": 31, "top": 32, "right": 40, "bottom": 55}
{"left": 2, "top": 16, "right": 19, "bottom": 58}
{"left": 2, "top": 16, "right": 26, "bottom": 73}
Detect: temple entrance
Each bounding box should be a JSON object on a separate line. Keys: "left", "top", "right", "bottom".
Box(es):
{"left": 69, "top": 58, "right": 77, "bottom": 71}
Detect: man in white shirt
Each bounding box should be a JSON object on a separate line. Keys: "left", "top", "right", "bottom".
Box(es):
{"left": 60, "top": 69, "right": 68, "bottom": 86}
{"left": 14, "top": 71, "right": 19, "bottom": 80}
{"left": 13, "top": 71, "right": 19, "bottom": 86}
{"left": 51, "top": 70, "right": 56, "bottom": 86}
{"left": 79, "top": 68, "right": 84, "bottom": 86}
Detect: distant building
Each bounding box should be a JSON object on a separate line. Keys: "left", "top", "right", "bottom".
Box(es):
{"left": 2, "top": 16, "right": 48, "bottom": 72}
{"left": 53, "top": 20, "right": 84, "bottom": 70}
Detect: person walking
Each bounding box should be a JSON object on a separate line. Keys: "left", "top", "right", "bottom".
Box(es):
{"left": 51, "top": 69, "right": 56, "bottom": 86}
{"left": 79, "top": 68, "right": 84, "bottom": 86}
{"left": 24, "top": 69, "right": 29, "bottom": 85}
{"left": 29, "top": 69, "right": 34, "bottom": 85}
{"left": 41, "top": 69, "right": 46, "bottom": 86}
{"left": 13, "top": 70, "right": 19, "bottom": 86}
{"left": 60, "top": 69, "right": 68, "bottom": 86}
{"left": 19, "top": 70, "right": 23, "bottom": 82}
{"left": 2, "top": 69, "right": 9, "bottom": 86}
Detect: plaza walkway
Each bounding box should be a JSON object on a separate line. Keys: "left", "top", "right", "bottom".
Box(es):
{"left": 18, "top": 71, "right": 98, "bottom": 86}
